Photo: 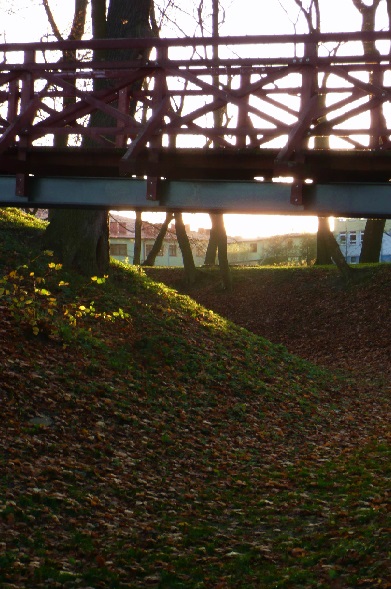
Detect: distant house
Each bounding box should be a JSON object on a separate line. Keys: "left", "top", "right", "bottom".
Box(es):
{"left": 225, "top": 233, "right": 315, "bottom": 266}
{"left": 109, "top": 215, "right": 210, "bottom": 266}
{"left": 109, "top": 214, "right": 316, "bottom": 267}
{"left": 334, "top": 218, "right": 391, "bottom": 263}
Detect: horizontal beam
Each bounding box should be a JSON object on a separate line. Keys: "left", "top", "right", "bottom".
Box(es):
{"left": 3, "top": 147, "right": 391, "bottom": 183}
{"left": 1, "top": 176, "right": 391, "bottom": 217}
{"left": 1, "top": 31, "right": 391, "bottom": 53}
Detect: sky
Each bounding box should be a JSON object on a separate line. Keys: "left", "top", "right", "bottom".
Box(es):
{"left": 1, "top": 0, "right": 388, "bottom": 237}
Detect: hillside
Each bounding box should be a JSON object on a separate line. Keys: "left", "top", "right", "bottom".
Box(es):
{"left": 0, "top": 209, "right": 390, "bottom": 589}
{"left": 145, "top": 265, "right": 391, "bottom": 381}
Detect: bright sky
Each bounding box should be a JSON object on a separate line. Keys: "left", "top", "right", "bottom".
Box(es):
{"left": 1, "top": 0, "right": 388, "bottom": 237}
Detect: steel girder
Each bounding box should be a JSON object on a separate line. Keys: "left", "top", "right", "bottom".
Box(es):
{"left": 1, "top": 175, "right": 391, "bottom": 218}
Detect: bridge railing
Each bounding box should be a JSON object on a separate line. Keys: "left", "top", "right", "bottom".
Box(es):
{"left": 1, "top": 31, "right": 391, "bottom": 174}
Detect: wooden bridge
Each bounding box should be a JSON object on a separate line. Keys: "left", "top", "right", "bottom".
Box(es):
{"left": 1, "top": 31, "right": 391, "bottom": 217}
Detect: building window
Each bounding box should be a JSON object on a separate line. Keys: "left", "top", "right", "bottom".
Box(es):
{"left": 250, "top": 242, "right": 257, "bottom": 253}
{"left": 360, "top": 231, "right": 365, "bottom": 244}
{"left": 111, "top": 243, "right": 127, "bottom": 256}
{"left": 339, "top": 232, "right": 346, "bottom": 244}
{"left": 349, "top": 231, "right": 357, "bottom": 245}
{"left": 118, "top": 223, "right": 128, "bottom": 236}
{"left": 145, "top": 244, "right": 164, "bottom": 257}
{"left": 350, "top": 256, "right": 358, "bottom": 264}
{"left": 168, "top": 244, "right": 177, "bottom": 257}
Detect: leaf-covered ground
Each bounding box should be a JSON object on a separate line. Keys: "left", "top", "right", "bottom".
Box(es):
{"left": 1, "top": 210, "right": 390, "bottom": 588}
{"left": 145, "top": 264, "right": 391, "bottom": 381}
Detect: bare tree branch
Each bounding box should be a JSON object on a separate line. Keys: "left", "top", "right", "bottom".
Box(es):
{"left": 42, "top": 0, "right": 63, "bottom": 41}
{"left": 69, "top": 0, "right": 88, "bottom": 41}
{"left": 42, "top": 0, "right": 88, "bottom": 42}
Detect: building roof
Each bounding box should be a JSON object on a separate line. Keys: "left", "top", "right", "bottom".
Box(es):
{"left": 109, "top": 214, "right": 212, "bottom": 242}
{"left": 109, "top": 214, "right": 313, "bottom": 244}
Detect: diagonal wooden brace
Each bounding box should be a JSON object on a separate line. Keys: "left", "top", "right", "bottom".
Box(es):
{"left": 120, "top": 96, "right": 170, "bottom": 174}
{"left": 0, "top": 98, "right": 39, "bottom": 155}
{"left": 275, "top": 94, "right": 319, "bottom": 164}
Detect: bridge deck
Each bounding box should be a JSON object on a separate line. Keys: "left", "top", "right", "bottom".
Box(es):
{"left": 1, "top": 32, "right": 391, "bottom": 215}
{"left": 1, "top": 146, "right": 391, "bottom": 182}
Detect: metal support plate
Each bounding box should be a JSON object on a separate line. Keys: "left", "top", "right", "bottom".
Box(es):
{"left": 1, "top": 175, "right": 391, "bottom": 218}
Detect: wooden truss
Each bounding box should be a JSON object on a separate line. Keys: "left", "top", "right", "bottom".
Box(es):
{"left": 1, "top": 31, "right": 391, "bottom": 211}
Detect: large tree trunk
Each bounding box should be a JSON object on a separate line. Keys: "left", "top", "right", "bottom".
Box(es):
{"left": 44, "top": 0, "right": 154, "bottom": 276}
{"left": 44, "top": 208, "right": 110, "bottom": 276}
{"left": 314, "top": 216, "right": 352, "bottom": 279}
{"left": 142, "top": 212, "right": 174, "bottom": 266}
{"left": 352, "top": 0, "right": 386, "bottom": 264}
{"left": 175, "top": 213, "right": 198, "bottom": 285}
{"left": 44, "top": 209, "right": 109, "bottom": 276}
{"left": 360, "top": 218, "right": 385, "bottom": 263}
{"left": 205, "top": 4, "right": 232, "bottom": 289}
{"left": 204, "top": 213, "right": 232, "bottom": 289}
{"left": 212, "top": 213, "right": 232, "bottom": 291}
{"left": 325, "top": 231, "right": 353, "bottom": 281}
{"left": 204, "top": 222, "right": 218, "bottom": 266}
{"left": 294, "top": 0, "right": 332, "bottom": 268}
{"left": 43, "top": 0, "right": 108, "bottom": 275}
{"left": 315, "top": 217, "right": 333, "bottom": 265}
{"left": 133, "top": 210, "right": 142, "bottom": 265}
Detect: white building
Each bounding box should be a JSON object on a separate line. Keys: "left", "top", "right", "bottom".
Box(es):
{"left": 334, "top": 218, "right": 391, "bottom": 263}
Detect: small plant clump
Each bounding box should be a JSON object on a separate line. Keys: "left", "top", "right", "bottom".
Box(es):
{"left": 0, "top": 251, "right": 130, "bottom": 339}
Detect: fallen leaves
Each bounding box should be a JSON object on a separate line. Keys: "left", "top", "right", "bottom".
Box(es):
{"left": 0, "top": 211, "right": 390, "bottom": 588}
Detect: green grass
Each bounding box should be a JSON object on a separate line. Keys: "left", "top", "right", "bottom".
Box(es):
{"left": 0, "top": 208, "right": 390, "bottom": 588}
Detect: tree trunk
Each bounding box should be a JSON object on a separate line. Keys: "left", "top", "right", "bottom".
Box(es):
{"left": 44, "top": 209, "right": 109, "bottom": 276}
{"left": 314, "top": 216, "right": 352, "bottom": 279}
{"left": 44, "top": 0, "right": 154, "bottom": 276}
{"left": 204, "top": 221, "right": 218, "bottom": 265}
{"left": 142, "top": 212, "right": 174, "bottom": 266}
{"left": 325, "top": 231, "right": 353, "bottom": 281}
{"left": 360, "top": 218, "right": 385, "bottom": 263}
{"left": 175, "top": 213, "right": 198, "bottom": 285}
{"left": 352, "top": 0, "right": 386, "bottom": 264}
{"left": 315, "top": 217, "right": 333, "bottom": 265}
{"left": 212, "top": 213, "right": 232, "bottom": 291}
{"left": 294, "top": 0, "right": 332, "bottom": 269}
{"left": 133, "top": 210, "right": 142, "bottom": 265}
{"left": 43, "top": 0, "right": 109, "bottom": 275}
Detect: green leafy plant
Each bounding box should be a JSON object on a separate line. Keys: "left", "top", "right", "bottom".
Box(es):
{"left": 0, "top": 251, "right": 59, "bottom": 335}
{"left": 0, "top": 252, "right": 130, "bottom": 338}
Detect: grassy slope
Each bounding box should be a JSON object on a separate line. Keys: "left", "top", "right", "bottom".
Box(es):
{"left": 144, "top": 262, "right": 391, "bottom": 381}
{"left": 0, "top": 209, "right": 390, "bottom": 588}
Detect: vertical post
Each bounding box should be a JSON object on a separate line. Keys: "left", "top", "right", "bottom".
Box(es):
{"left": 115, "top": 87, "right": 129, "bottom": 148}
{"left": 301, "top": 36, "right": 318, "bottom": 153}
{"left": 236, "top": 70, "right": 251, "bottom": 148}
{"left": 290, "top": 36, "right": 317, "bottom": 206}
{"left": 146, "top": 45, "right": 167, "bottom": 200}
{"left": 7, "top": 78, "right": 19, "bottom": 124}
{"left": 16, "top": 49, "right": 35, "bottom": 197}
{"left": 20, "top": 50, "right": 35, "bottom": 112}
{"left": 212, "top": 0, "right": 221, "bottom": 146}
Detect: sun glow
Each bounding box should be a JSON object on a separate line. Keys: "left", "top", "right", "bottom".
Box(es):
{"left": 113, "top": 211, "right": 319, "bottom": 239}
